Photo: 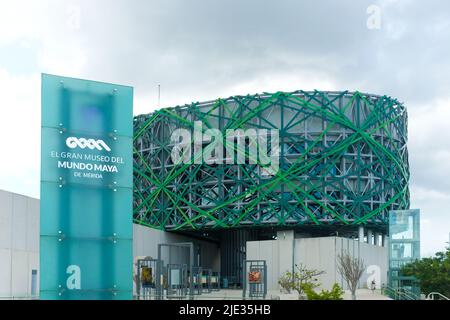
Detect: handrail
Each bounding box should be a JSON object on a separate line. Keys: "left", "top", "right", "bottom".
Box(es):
{"left": 381, "top": 285, "right": 420, "bottom": 300}
{"left": 381, "top": 285, "right": 396, "bottom": 297}
{"left": 0, "top": 296, "right": 39, "bottom": 300}
{"left": 426, "top": 292, "right": 449, "bottom": 300}
{"left": 398, "top": 288, "right": 419, "bottom": 300}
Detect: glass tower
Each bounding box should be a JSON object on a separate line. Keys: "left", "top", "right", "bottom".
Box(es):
{"left": 388, "top": 209, "right": 420, "bottom": 295}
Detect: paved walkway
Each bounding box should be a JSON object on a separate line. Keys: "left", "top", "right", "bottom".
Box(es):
{"left": 191, "top": 288, "right": 392, "bottom": 300}
{"left": 342, "top": 289, "right": 392, "bottom": 300}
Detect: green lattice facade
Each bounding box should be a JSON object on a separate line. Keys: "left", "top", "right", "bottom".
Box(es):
{"left": 133, "top": 90, "right": 409, "bottom": 232}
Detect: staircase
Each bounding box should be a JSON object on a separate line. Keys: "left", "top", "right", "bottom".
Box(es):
{"left": 426, "top": 292, "right": 449, "bottom": 300}
{"left": 382, "top": 285, "right": 450, "bottom": 300}
{"left": 381, "top": 285, "right": 421, "bottom": 300}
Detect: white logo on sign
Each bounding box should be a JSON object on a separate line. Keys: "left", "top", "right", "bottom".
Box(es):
{"left": 66, "top": 137, "right": 111, "bottom": 152}
{"left": 66, "top": 265, "right": 81, "bottom": 290}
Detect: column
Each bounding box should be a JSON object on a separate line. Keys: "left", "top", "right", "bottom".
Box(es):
{"left": 358, "top": 225, "right": 365, "bottom": 243}
{"left": 374, "top": 232, "right": 380, "bottom": 246}
{"left": 382, "top": 234, "right": 389, "bottom": 248}
{"left": 277, "top": 230, "right": 295, "bottom": 275}
{"left": 367, "top": 229, "right": 373, "bottom": 245}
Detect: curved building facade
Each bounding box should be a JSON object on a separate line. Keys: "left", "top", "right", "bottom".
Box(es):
{"left": 133, "top": 90, "right": 410, "bottom": 235}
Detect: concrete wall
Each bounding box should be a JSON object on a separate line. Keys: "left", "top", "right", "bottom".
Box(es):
{"left": 246, "top": 240, "right": 279, "bottom": 290}
{"left": 246, "top": 230, "right": 295, "bottom": 290}
{"left": 247, "top": 236, "right": 388, "bottom": 292}
{"left": 295, "top": 237, "right": 339, "bottom": 290}
{"left": 335, "top": 237, "right": 388, "bottom": 290}
{"left": 0, "top": 190, "right": 39, "bottom": 298}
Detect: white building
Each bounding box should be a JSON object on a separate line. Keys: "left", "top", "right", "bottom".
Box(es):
{"left": 247, "top": 230, "right": 388, "bottom": 292}
{"left": 0, "top": 189, "right": 39, "bottom": 298}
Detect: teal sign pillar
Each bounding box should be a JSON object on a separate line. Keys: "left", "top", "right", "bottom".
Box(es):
{"left": 40, "top": 74, "right": 133, "bottom": 299}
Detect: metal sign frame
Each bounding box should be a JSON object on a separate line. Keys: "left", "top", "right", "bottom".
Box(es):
{"left": 242, "top": 260, "right": 267, "bottom": 299}
{"left": 136, "top": 258, "right": 163, "bottom": 300}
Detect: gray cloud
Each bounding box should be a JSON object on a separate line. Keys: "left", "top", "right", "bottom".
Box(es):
{"left": 1, "top": 0, "right": 449, "bottom": 255}
{"left": 60, "top": 0, "right": 450, "bottom": 106}
{"left": 45, "top": 0, "right": 377, "bottom": 99}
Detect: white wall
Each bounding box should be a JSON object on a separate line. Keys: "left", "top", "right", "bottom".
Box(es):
{"left": 250, "top": 239, "right": 283, "bottom": 290}
{"left": 133, "top": 224, "right": 220, "bottom": 271}
{"left": 0, "top": 190, "right": 39, "bottom": 298}
{"left": 247, "top": 236, "right": 388, "bottom": 292}
{"left": 295, "top": 237, "right": 339, "bottom": 290}
{"left": 245, "top": 230, "right": 296, "bottom": 290}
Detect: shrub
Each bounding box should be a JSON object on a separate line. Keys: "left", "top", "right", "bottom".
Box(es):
{"left": 278, "top": 264, "right": 325, "bottom": 299}
{"left": 304, "top": 283, "right": 344, "bottom": 300}
{"left": 278, "top": 272, "right": 293, "bottom": 293}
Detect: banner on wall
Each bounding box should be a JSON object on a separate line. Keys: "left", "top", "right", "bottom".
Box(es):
{"left": 40, "top": 74, "right": 133, "bottom": 299}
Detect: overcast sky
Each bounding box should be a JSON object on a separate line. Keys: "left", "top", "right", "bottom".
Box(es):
{"left": 0, "top": 0, "right": 449, "bottom": 256}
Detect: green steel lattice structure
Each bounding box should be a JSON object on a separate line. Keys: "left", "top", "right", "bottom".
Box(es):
{"left": 133, "top": 90, "right": 409, "bottom": 232}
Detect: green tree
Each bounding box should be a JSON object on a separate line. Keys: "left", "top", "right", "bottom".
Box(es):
{"left": 278, "top": 272, "right": 293, "bottom": 294}
{"left": 401, "top": 248, "right": 450, "bottom": 297}
{"left": 278, "top": 264, "right": 325, "bottom": 299}
{"left": 304, "top": 283, "right": 345, "bottom": 300}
